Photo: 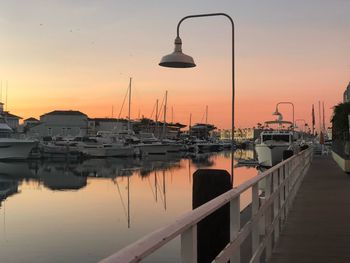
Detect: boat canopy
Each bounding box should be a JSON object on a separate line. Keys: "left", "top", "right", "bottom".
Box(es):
{"left": 264, "top": 120, "right": 293, "bottom": 125}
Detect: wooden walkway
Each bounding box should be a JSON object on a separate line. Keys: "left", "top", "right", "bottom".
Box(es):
{"left": 269, "top": 155, "right": 350, "bottom": 263}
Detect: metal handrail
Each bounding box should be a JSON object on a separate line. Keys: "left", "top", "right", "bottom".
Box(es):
{"left": 100, "top": 148, "right": 313, "bottom": 263}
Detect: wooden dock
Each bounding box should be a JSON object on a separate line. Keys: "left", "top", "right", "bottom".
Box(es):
{"left": 269, "top": 155, "right": 350, "bottom": 263}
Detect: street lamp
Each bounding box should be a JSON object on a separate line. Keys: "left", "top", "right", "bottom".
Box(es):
{"left": 159, "top": 13, "right": 235, "bottom": 180}
{"left": 274, "top": 102, "right": 295, "bottom": 133}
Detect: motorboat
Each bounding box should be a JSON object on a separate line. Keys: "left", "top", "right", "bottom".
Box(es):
{"left": 0, "top": 117, "right": 37, "bottom": 160}
{"left": 255, "top": 120, "right": 296, "bottom": 167}
{"left": 135, "top": 132, "right": 171, "bottom": 155}
{"left": 71, "top": 136, "right": 136, "bottom": 157}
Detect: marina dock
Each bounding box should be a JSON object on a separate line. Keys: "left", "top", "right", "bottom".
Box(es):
{"left": 269, "top": 154, "right": 350, "bottom": 263}
{"left": 100, "top": 148, "right": 350, "bottom": 263}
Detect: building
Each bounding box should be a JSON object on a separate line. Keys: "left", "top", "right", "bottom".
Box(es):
{"left": 27, "top": 110, "right": 88, "bottom": 138}
{"left": 133, "top": 118, "right": 186, "bottom": 139}
{"left": 220, "top": 128, "right": 262, "bottom": 141}
{"left": 87, "top": 118, "right": 131, "bottom": 135}
{"left": 23, "top": 117, "right": 40, "bottom": 127}
{"left": 343, "top": 81, "right": 350, "bottom": 103}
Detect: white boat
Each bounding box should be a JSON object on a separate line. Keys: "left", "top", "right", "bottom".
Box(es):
{"left": 255, "top": 128, "right": 294, "bottom": 167}
{"left": 72, "top": 137, "right": 135, "bottom": 157}
{"left": 135, "top": 133, "right": 170, "bottom": 155}
{"left": 0, "top": 117, "right": 37, "bottom": 160}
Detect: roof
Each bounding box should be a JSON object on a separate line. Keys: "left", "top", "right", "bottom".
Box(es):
{"left": 41, "top": 110, "right": 87, "bottom": 117}
{"left": 2, "top": 112, "right": 22, "bottom": 119}
{"left": 24, "top": 117, "right": 39, "bottom": 122}
{"left": 89, "top": 118, "right": 128, "bottom": 123}
{"left": 265, "top": 120, "right": 293, "bottom": 125}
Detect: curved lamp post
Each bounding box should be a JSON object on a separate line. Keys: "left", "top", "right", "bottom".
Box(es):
{"left": 273, "top": 102, "right": 295, "bottom": 133}
{"left": 159, "top": 13, "right": 235, "bottom": 182}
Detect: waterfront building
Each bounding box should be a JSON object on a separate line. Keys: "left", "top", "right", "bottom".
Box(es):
{"left": 219, "top": 128, "right": 262, "bottom": 142}
{"left": 190, "top": 123, "right": 216, "bottom": 139}
{"left": 27, "top": 110, "right": 88, "bottom": 138}
{"left": 23, "top": 117, "right": 40, "bottom": 127}
{"left": 87, "top": 118, "right": 131, "bottom": 135}
{"left": 343, "top": 81, "right": 350, "bottom": 103}
{"left": 133, "top": 118, "right": 186, "bottom": 139}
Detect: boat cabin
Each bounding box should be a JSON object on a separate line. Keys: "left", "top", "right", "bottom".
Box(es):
{"left": 260, "top": 130, "right": 293, "bottom": 144}
{"left": 0, "top": 118, "right": 13, "bottom": 138}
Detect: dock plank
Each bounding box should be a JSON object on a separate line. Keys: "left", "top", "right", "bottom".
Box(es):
{"left": 269, "top": 155, "right": 350, "bottom": 263}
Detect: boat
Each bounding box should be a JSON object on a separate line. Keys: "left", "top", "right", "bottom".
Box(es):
{"left": 0, "top": 116, "right": 37, "bottom": 160}
{"left": 255, "top": 120, "right": 296, "bottom": 167}
{"left": 135, "top": 133, "right": 170, "bottom": 155}
{"left": 72, "top": 136, "right": 135, "bottom": 157}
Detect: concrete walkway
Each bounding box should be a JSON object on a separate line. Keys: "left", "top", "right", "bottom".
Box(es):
{"left": 269, "top": 155, "right": 350, "bottom": 263}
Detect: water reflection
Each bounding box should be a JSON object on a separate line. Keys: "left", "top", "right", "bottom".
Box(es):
{"left": 0, "top": 150, "right": 258, "bottom": 263}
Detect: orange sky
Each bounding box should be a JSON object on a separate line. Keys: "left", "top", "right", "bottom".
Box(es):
{"left": 0, "top": 1, "right": 349, "bottom": 129}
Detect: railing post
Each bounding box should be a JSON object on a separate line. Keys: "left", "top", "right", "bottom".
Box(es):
{"left": 252, "top": 183, "right": 259, "bottom": 255}
{"left": 279, "top": 166, "right": 286, "bottom": 224}
{"left": 264, "top": 173, "right": 272, "bottom": 261}
{"left": 181, "top": 225, "right": 197, "bottom": 263}
{"left": 230, "top": 196, "right": 240, "bottom": 263}
{"left": 273, "top": 170, "right": 280, "bottom": 243}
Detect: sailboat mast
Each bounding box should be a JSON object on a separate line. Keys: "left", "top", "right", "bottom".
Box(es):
{"left": 318, "top": 101, "right": 322, "bottom": 134}
{"left": 205, "top": 105, "right": 208, "bottom": 125}
{"left": 162, "top": 90, "right": 168, "bottom": 140}
{"left": 171, "top": 106, "right": 173, "bottom": 124}
{"left": 189, "top": 113, "right": 192, "bottom": 136}
{"left": 155, "top": 99, "right": 159, "bottom": 136}
{"left": 128, "top": 77, "right": 132, "bottom": 131}
{"left": 322, "top": 101, "right": 325, "bottom": 132}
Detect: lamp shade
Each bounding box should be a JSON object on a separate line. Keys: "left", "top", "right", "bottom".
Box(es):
{"left": 159, "top": 52, "right": 196, "bottom": 68}
{"left": 159, "top": 36, "right": 196, "bottom": 68}
{"left": 272, "top": 109, "right": 280, "bottom": 116}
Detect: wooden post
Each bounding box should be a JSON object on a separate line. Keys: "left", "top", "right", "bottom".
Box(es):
{"left": 193, "top": 169, "right": 232, "bottom": 263}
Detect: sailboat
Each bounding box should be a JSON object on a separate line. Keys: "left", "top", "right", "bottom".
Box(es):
{"left": 135, "top": 91, "right": 176, "bottom": 155}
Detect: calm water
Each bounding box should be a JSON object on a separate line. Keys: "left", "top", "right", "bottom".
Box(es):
{"left": 0, "top": 150, "right": 258, "bottom": 263}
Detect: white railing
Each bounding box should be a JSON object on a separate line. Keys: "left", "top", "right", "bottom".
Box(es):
{"left": 100, "top": 148, "right": 313, "bottom": 263}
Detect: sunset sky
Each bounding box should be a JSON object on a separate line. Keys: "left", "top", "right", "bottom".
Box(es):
{"left": 0, "top": 0, "right": 349, "bottom": 129}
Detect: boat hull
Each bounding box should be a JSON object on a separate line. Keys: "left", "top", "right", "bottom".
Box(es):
{"left": 0, "top": 140, "right": 37, "bottom": 160}
{"left": 82, "top": 146, "right": 135, "bottom": 157}
{"left": 136, "top": 144, "right": 170, "bottom": 155}
{"left": 255, "top": 143, "right": 289, "bottom": 167}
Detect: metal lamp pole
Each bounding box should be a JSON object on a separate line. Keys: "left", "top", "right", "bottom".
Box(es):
{"left": 159, "top": 13, "right": 235, "bottom": 183}
{"left": 275, "top": 102, "right": 295, "bottom": 135}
